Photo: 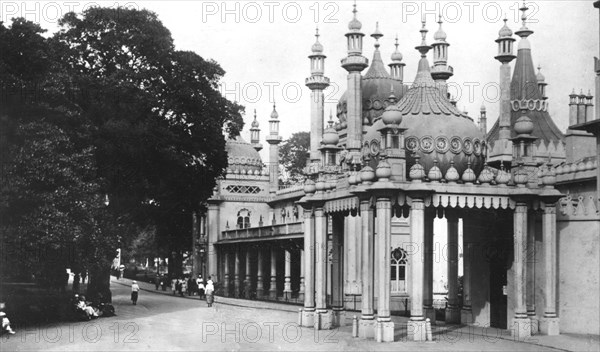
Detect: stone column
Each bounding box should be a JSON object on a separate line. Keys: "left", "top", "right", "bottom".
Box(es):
{"left": 256, "top": 249, "right": 264, "bottom": 298}
{"left": 223, "top": 250, "right": 230, "bottom": 297}
{"left": 446, "top": 212, "right": 461, "bottom": 324}
{"left": 298, "top": 249, "right": 305, "bottom": 301}
{"left": 207, "top": 203, "right": 220, "bottom": 282}
{"left": 244, "top": 250, "right": 252, "bottom": 299}
{"left": 408, "top": 198, "right": 426, "bottom": 341}
{"left": 512, "top": 202, "right": 531, "bottom": 339}
{"left": 540, "top": 204, "right": 559, "bottom": 335}
{"left": 234, "top": 248, "right": 241, "bottom": 298}
{"left": 359, "top": 198, "right": 375, "bottom": 338}
{"left": 526, "top": 211, "right": 538, "bottom": 334}
{"left": 284, "top": 250, "right": 292, "bottom": 300}
{"left": 302, "top": 208, "right": 316, "bottom": 327}
{"left": 461, "top": 242, "right": 474, "bottom": 323}
{"left": 375, "top": 196, "right": 394, "bottom": 342}
{"left": 424, "top": 212, "right": 435, "bottom": 323}
{"left": 331, "top": 216, "right": 345, "bottom": 327}
{"left": 269, "top": 247, "right": 277, "bottom": 300}
{"left": 314, "top": 206, "right": 332, "bottom": 329}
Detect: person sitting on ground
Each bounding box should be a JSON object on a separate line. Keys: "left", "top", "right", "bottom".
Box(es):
{"left": 0, "top": 311, "right": 15, "bottom": 335}
{"left": 76, "top": 295, "right": 98, "bottom": 319}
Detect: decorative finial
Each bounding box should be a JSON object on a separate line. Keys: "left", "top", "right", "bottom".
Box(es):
{"left": 515, "top": 1, "right": 533, "bottom": 38}
{"left": 353, "top": 0, "right": 357, "bottom": 17}
{"left": 315, "top": 26, "right": 319, "bottom": 39}
{"left": 394, "top": 35, "right": 399, "bottom": 50}
{"left": 371, "top": 22, "right": 383, "bottom": 48}
{"left": 415, "top": 19, "right": 431, "bottom": 56}
{"left": 438, "top": 13, "right": 443, "bottom": 25}
{"left": 328, "top": 109, "right": 334, "bottom": 127}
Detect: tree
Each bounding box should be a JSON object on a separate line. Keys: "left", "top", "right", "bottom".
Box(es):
{"left": 279, "top": 131, "right": 310, "bottom": 184}
{"left": 1, "top": 7, "right": 244, "bottom": 295}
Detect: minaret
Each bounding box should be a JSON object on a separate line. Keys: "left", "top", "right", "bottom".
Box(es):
{"left": 306, "top": 28, "right": 330, "bottom": 163}
{"left": 536, "top": 65, "right": 548, "bottom": 100}
{"left": 388, "top": 35, "right": 405, "bottom": 82}
{"left": 479, "top": 104, "right": 487, "bottom": 134}
{"left": 431, "top": 15, "right": 453, "bottom": 94}
{"left": 250, "top": 109, "right": 263, "bottom": 152}
{"left": 493, "top": 17, "right": 516, "bottom": 161}
{"left": 341, "top": 2, "right": 368, "bottom": 164}
{"left": 266, "top": 103, "right": 282, "bottom": 194}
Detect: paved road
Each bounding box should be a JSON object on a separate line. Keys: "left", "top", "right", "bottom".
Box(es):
{"left": 0, "top": 282, "right": 587, "bottom": 351}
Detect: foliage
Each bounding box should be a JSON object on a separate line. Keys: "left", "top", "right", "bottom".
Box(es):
{"left": 0, "top": 7, "right": 243, "bottom": 288}
{"left": 278, "top": 131, "right": 310, "bottom": 184}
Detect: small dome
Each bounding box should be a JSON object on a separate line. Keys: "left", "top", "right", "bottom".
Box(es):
{"left": 536, "top": 66, "right": 545, "bottom": 82}
{"left": 270, "top": 104, "right": 279, "bottom": 119}
{"left": 226, "top": 136, "right": 263, "bottom": 174}
{"left": 381, "top": 101, "right": 403, "bottom": 126}
{"left": 391, "top": 50, "right": 403, "bottom": 62}
{"left": 433, "top": 18, "right": 447, "bottom": 41}
{"left": 321, "top": 126, "right": 339, "bottom": 146}
{"left": 514, "top": 115, "right": 534, "bottom": 135}
{"left": 311, "top": 41, "right": 323, "bottom": 54}
{"left": 348, "top": 18, "right": 362, "bottom": 31}
{"left": 480, "top": 104, "right": 486, "bottom": 111}
{"left": 498, "top": 19, "right": 513, "bottom": 38}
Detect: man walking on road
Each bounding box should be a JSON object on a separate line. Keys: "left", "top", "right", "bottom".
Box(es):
{"left": 131, "top": 281, "right": 140, "bottom": 305}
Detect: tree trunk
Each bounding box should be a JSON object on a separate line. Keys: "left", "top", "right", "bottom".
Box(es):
{"left": 87, "top": 266, "right": 112, "bottom": 303}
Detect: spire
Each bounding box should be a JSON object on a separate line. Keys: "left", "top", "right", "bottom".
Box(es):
{"left": 413, "top": 20, "right": 435, "bottom": 86}
{"left": 431, "top": 14, "right": 453, "bottom": 83}
{"left": 364, "top": 22, "right": 391, "bottom": 79}
{"left": 251, "top": 108, "right": 259, "bottom": 128}
{"left": 348, "top": 1, "right": 362, "bottom": 31}
{"left": 311, "top": 27, "right": 324, "bottom": 54}
{"left": 250, "top": 108, "right": 262, "bottom": 152}
{"left": 415, "top": 19, "right": 432, "bottom": 57}
{"left": 433, "top": 14, "right": 447, "bottom": 42}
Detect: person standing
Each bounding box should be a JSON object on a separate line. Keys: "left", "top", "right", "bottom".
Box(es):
{"left": 197, "top": 275, "right": 205, "bottom": 299}
{"left": 205, "top": 276, "right": 214, "bottom": 307}
{"left": 131, "top": 281, "right": 140, "bottom": 305}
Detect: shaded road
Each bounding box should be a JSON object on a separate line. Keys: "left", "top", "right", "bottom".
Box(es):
{"left": 1, "top": 281, "right": 593, "bottom": 351}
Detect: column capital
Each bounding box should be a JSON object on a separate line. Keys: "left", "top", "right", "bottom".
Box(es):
{"left": 411, "top": 198, "right": 425, "bottom": 210}
{"left": 543, "top": 204, "right": 557, "bottom": 214}
{"left": 515, "top": 202, "right": 529, "bottom": 212}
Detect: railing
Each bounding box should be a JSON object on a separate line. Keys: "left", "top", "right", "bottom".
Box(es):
{"left": 221, "top": 222, "right": 303, "bottom": 241}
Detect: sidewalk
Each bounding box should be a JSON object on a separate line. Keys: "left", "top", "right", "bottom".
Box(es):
{"left": 111, "top": 277, "right": 599, "bottom": 352}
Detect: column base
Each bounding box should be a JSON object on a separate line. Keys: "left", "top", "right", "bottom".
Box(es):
{"left": 461, "top": 307, "right": 474, "bottom": 324}
{"left": 332, "top": 308, "right": 346, "bottom": 327}
{"left": 244, "top": 282, "right": 252, "bottom": 299}
{"left": 298, "top": 292, "right": 304, "bottom": 302}
{"left": 407, "top": 319, "right": 427, "bottom": 342}
{"left": 358, "top": 318, "right": 375, "bottom": 339}
{"left": 424, "top": 307, "right": 436, "bottom": 325}
{"left": 301, "top": 309, "right": 315, "bottom": 327}
{"left": 528, "top": 314, "right": 539, "bottom": 335}
{"left": 539, "top": 316, "right": 560, "bottom": 336}
{"left": 315, "top": 310, "right": 333, "bottom": 330}
{"left": 256, "top": 288, "right": 264, "bottom": 298}
{"left": 511, "top": 316, "right": 532, "bottom": 340}
{"left": 268, "top": 289, "right": 277, "bottom": 300}
{"left": 283, "top": 290, "right": 292, "bottom": 300}
{"left": 445, "top": 306, "right": 461, "bottom": 324}
{"left": 375, "top": 320, "right": 395, "bottom": 342}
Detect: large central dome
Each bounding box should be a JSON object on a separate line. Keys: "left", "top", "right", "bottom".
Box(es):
{"left": 364, "top": 55, "right": 485, "bottom": 176}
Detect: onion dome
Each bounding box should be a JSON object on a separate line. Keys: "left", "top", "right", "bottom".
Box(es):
{"left": 391, "top": 35, "right": 403, "bottom": 61}
{"left": 311, "top": 27, "right": 324, "bottom": 54}
{"left": 270, "top": 103, "right": 279, "bottom": 119}
{"left": 304, "top": 179, "right": 316, "bottom": 195}
{"left": 225, "top": 136, "right": 264, "bottom": 174}
{"left": 375, "top": 157, "right": 392, "bottom": 180}
{"left": 514, "top": 115, "right": 534, "bottom": 135}
{"left": 315, "top": 176, "right": 326, "bottom": 192}
{"left": 348, "top": 170, "right": 359, "bottom": 186}
{"left": 496, "top": 162, "right": 511, "bottom": 186}
{"left": 445, "top": 160, "right": 460, "bottom": 183}
{"left": 251, "top": 110, "right": 259, "bottom": 128}
{"left": 536, "top": 65, "right": 545, "bottom": 82}
{"left": 427, "top": 159, "right": 443, "bottom": 182}
{"left": 480, "top": 104, "right": 486, "bottom": 112}
{"left": 360, "top": 165, "right": 376, "bottom": 184}
{"left": 514, "top": 164, "right": 528, "bottom": 187}
{"left": 461, "top": 160, "right": 476, "bottom": 183}
{"left": 348, "top": 3, "right": 362, "bottom": 31}
{"left": 409, "top": 155, "right": 426, "bottom": 182}
{"left": 433, "top": 15, "right": 447, "bottom": 42}
{"left": 477, "top": 163, "right": 495, "bottom": 185}
{"left": 381, "top": 90, "right": 403, "bottom": 126}
{"left": 498, "top": 18, "right": 513, "bottom": 38}
{"left": 541, "top": 162, "right": 556, "bottom": 187}
{"left": 322, "top": 113, "right": 340, "bottom": 146}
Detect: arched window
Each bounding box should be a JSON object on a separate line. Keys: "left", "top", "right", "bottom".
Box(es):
{"left": 237, "top": 209, "right": 251, "bottom": 229}
{"left": 391, "top": 247, "right": 408, "bottom": 294}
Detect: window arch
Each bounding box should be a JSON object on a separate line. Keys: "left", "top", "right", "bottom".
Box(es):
{"left": 237, "top": 209, "right": 251, "bottom": 229}
{"left": 391, "top": 247, "right": 408, "bottom": 294}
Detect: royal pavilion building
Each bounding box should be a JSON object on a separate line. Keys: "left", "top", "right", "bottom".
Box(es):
{"left": 201, "top": 2, "right": 600, "bottom": 343}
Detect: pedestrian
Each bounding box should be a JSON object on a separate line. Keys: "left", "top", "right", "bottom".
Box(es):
{"left": 171, "top": 278, "right": 177, "bottom": 294}
{"left": 175, "top": 278, "right": 182, "bottom": 296}
{"left": 197, "top": 275, "right": 205, "bottom": 299}
{"left": 0, "top": 311, "right": 15, "bottom": 335}
{"left": 131, "top": 280, "right": 140, "bottom": 305}
{"left": 205, "top": 276, "right": 215, "bottom": 307}
{"left": 187, "top": 276, "right": 195, "bottom": 296}
{"left": 155, "top": 274, "right": 160, "bottom": 290}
